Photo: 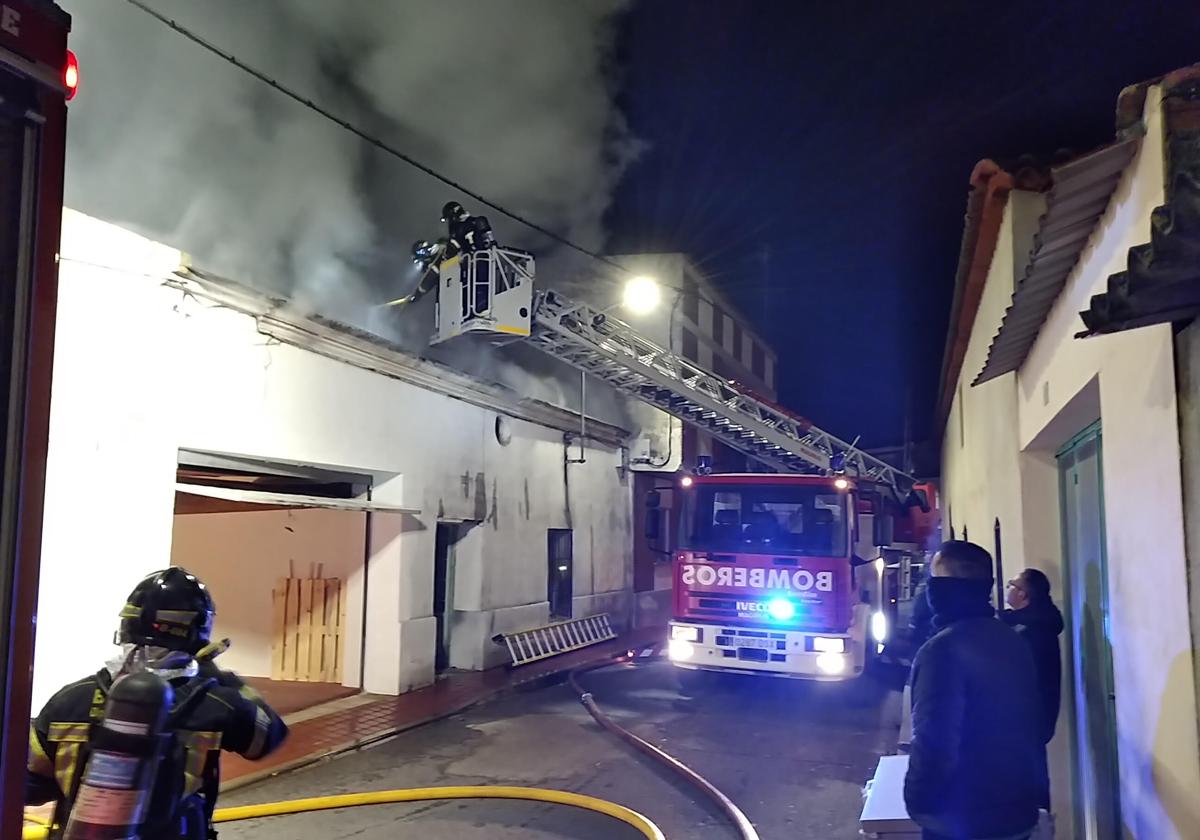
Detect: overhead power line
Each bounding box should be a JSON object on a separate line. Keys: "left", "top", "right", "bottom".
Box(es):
{"left": 124, "top": 2, "right": 628, "bottom": 269}
{"left": 121, "top": 0, "right": 694, "bottom": 292}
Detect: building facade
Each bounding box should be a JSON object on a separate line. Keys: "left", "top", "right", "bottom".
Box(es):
{"left": 938, "top": 74, "right": 1200, "bottom": 838}
{"left": 32, "top": 211, "right": 636, "bottom": 710}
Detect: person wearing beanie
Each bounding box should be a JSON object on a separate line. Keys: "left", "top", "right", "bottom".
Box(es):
{"left": 903, "top": 541, "right": 1045, "bottom": 840}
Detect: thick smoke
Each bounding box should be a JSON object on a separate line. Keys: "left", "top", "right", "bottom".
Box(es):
{"left": 63, "top": 0, "right": 642, "bottom": 426}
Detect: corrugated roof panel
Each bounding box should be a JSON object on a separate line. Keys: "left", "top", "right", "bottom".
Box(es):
{"left": 972, "top": 138, "right": 1140, "bottom": 386}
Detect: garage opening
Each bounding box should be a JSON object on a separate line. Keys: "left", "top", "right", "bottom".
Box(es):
{"left": 170, "top": 453, "right": 413, "bottom": 716}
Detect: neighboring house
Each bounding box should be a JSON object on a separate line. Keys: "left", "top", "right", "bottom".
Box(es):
{"left": 33, "top": 210, "right": 636, "bottom": 710}
{"left": 937, "top": 66, "right": 1200, "bottom": 839}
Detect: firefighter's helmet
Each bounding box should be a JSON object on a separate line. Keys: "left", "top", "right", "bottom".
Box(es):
{"left": 118, "top": 568, "right": 215, "bottom": 654}
{"left": 441, "top": 201, "right": 467, "bottom": 223}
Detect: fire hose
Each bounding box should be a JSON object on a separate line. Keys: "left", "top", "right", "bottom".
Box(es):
{"left": 24, "top": 786, "right": 665, "bottom": 839}
{"left": 568, "top": 657, "right": 761, "bottom": 840}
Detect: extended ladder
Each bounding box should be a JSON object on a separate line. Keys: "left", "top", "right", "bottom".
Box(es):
{"left": 527, "top": 290, "right": 916, "bottom": 500}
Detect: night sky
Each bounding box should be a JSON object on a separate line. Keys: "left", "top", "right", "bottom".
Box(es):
{"left": 606, "top": 0, "right": 1200, "bottom": 451}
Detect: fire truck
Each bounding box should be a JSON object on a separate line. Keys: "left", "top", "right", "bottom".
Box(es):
{"left": 0, "top": 1, "right": 74, "bottom": 834}
{"left": 666, "top": 473, "right": 937, "bottom": 683}
{"left": 404, "top": 216, "right": 935, "bottom": 681}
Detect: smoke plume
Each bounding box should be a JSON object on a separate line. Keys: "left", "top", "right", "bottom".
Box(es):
{"left": 63, "top": 0, "right": 642, "bottom": 426}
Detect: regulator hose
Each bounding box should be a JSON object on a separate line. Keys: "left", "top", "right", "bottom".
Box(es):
{"left": 568, "top": 658, "right": 761, "bottom": 840}
{"left": 24, "top": 786, "right": 665, "bottom": 840}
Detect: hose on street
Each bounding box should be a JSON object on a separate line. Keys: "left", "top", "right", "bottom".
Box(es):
{"left": 23, "top": 786, "right": 666, "bottom": 840}
{"left": 568, "top": 657, "right": 762, "bottom": 840}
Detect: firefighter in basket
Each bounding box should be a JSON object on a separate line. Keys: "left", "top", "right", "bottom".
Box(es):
{"left": 441, "top": 200, "right": 495, "bottom": 256}
{"left": 26, "top": 568, "right": 288, "bottom": 839}
{"left": 384, "top": 200, "right": 497, "bottom": 309}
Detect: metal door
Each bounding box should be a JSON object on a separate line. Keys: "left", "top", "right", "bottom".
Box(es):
{"left": 433, "top": 523, "right": 458, "bottom": 672}
{"left": 1058, "top": 423, "right": 1121, "bottom": 838}
{"left": 547, "top": 529, "right": 573, "bottom": 619}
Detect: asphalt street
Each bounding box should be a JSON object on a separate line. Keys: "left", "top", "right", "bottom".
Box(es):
{"left": 219, "top": 661, "right": 902, "bottom": 839}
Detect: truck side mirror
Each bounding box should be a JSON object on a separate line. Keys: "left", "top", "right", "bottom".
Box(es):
{"left": 645, "top": 490, "right": 661, "bottom": 510}
{"left": 904, "top": 488, "right": 930, "bottom": 513}
{"left": 644, "top": 509, "right": 662, "bottom": 541}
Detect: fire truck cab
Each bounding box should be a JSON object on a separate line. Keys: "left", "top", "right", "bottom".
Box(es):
{"left": 666, "top": 473, "right": 926, "bottom": 682}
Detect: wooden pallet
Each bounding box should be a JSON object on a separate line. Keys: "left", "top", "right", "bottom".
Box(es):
{"left": 271, "top": 576, "right": 345, "bottom": 682}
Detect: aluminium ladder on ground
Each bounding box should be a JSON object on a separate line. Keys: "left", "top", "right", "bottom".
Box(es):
{"left": 526, "top": 290, "right": 917, "bottom": 501}
{"left": 494, "top": 613, "right": 617, "bottom": 667}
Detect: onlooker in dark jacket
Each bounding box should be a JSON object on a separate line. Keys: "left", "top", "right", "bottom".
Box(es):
{"left": 904, "top": 541, "right": 1045, "bottom": 840}
{"left": 1003, "top": 567, "right": 1064, "bottom": 810}
{"left": 1002, "top": 568, "right": 1064, "bottom": 742}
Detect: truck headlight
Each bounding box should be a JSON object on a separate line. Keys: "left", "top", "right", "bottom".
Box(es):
{"left": 671, "top": 625, "right": 700, "bottom": 642}
{"left": 871, "top": 611, "right": 888, "bottom": 643}
{"left": 810, "top": 636, "right": 845, "bottom": 654}
{"left": 816, "top": 652, "right": 846, "bottom": 675}
{"left": 668, "top": 639, "right": 695, "bottom": 661}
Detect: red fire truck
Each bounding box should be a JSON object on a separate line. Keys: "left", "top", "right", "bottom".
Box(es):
{"left": 0, "top": 1, "right": 74, "bottom": 834}
{"left": 667, "top": 472, "right": 934, "bottom": 683}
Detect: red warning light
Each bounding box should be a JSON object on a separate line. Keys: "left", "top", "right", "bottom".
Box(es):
{"left": 64, "top": 50, "right": 79, "bottom": 100}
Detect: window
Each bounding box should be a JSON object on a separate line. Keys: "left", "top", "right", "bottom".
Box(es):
{"left": 681, "top": 328, "right": 698, "bottom": 361}
{"left": 713, "top": 355, "right": 733, "bottom": 380}
{"left": 733, "top": 322, "right": 744, "bottom": 362}
{"left": 682, "top": 276, "right": 699, "bottom": 323}
{"left": 681, "top": 482, "right": 848, "bottom": 557}
{"left": 752, "top": 343, "right": 765, "bottom": 379}
{"left": 712, "top": 308, "right": 725, "bottom": 346}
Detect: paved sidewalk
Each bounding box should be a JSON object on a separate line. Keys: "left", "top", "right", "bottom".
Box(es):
{"left": 222, "top": 626, "right": 664, "bottom": 791}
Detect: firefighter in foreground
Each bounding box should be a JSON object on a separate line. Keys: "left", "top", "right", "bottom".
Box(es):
{"left": 26, "top": 568, "right": 288, "bottom": 838}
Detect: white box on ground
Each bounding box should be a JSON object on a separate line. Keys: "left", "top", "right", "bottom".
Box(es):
{"left": 861, "top": 754, "right": 920, "bottom": 837}
{"left": 860, "top": 754, "right": 1055, "bottom": 839}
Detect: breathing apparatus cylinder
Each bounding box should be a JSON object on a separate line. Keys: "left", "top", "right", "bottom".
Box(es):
{"left": 62, "top": 671, "right": 173, "bottom": 840}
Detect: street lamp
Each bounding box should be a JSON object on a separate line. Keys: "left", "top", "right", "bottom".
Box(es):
{"left": 621, "top": 275, "right": 661, "bottom": 315}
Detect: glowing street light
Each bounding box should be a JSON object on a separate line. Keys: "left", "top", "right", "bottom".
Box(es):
{"left": 622, "top": 275, "right": 661, "bottom": 315}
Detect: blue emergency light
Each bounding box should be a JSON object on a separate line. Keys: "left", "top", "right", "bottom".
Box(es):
{"left": 767, "top": 598, "right": 796, "bottom": 621}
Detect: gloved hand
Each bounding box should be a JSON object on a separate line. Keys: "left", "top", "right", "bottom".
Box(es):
{"left": 196, "top": 656, "right": 243, "bottom": 689}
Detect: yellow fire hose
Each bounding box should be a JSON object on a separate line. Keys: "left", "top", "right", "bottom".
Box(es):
{"left": 23, "top": 785, "right": 666, "bottom": 839}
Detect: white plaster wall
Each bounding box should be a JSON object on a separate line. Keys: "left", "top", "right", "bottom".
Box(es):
{"left": 169, "top": 508, "right": 366, "bottom": 684}
{"left": 33, "top": 210, "right": 634, "bottom": 708}
{"left": 1015, "top": 88, "right": 1200, "bottom": 838}
{"left": 942, "top": 88, "right": 1200, "bottom": 837}
{"left": 940, "top": 188, "right": 1025, "bottom": 553}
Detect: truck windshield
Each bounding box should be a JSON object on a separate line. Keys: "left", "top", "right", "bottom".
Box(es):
{"left": 682, "top": 484, "right": 848, "bottom": 557}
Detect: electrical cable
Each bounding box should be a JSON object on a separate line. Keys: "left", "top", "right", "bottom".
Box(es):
{"left": 568, "top": 658, "right": 761, "bottom": 840}
{"left": 23, "top": 786, "right": 666, "bottom": 840}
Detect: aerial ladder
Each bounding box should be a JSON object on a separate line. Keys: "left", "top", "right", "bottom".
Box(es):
{"left": 397, "top": 218, "right": 921, "bottom": 505}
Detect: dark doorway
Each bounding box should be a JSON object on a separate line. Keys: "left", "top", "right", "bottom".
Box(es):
{"left": 547, "top": 529, "right": 573, "bottom": 619}
{"left": 434, "top": 523, "right": 459, "bottom": 673}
